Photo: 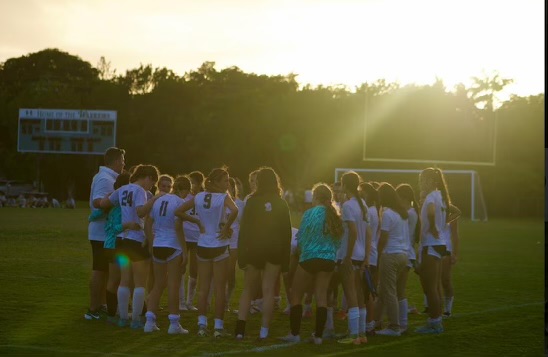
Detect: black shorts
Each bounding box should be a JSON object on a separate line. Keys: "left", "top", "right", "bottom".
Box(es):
{"left": 186, "top": 241, "right": 198, "bottom": 251}
{"left": 116, "top": 238, "right": 150, "bottom": 263}
{"left": 104, "top": 248, "right": 116, "bottom": 264}
{"left": 90, "top": 240, "right": 108, "bottom": 272}
{"left": 196, "top": 246, "right": 229, "bottom": 262}
{"left": 300, "top": 259, "right": 335, "bottom": 274}
{"left": 247, "top": 253, "right": 283, "bottom": 270}
{"left": 153, "top": 247, "right": 177, "bottom": 260}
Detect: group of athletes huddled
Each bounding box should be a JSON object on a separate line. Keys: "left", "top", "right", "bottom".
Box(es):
{"left": 85, "top": 147, "right": 460, "bottom": 344}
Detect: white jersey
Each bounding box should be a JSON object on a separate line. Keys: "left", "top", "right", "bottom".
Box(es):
{"left": 88, "top": 166, "right": 118, "bottom": 241}
{"left": 337, "top": 197, "right": 369, "bottom": 261}
{"left": 228, "top": 198, "right": 245, "bottom": 248}
{"left": 183, "top": 194, "right": 200, "bottom": 243}
{"left": 195, "top": 192, "right": 228, "bottom": 248}
{"left": 290, "top": 227, "right": 299, "bottom": 255}
{"left": 109, "top": 183, "right": 147, "bottom": 243}
{"left": 380, "top": 208, "right": 409, "bottom": 254}
{"left": 151, "top": 194, "right": 184, "bottom": 250}
{"left": 442, "top": 223, "right": 452, "bottom": 252}
{"left": 420, "top": 190, "right": 446, "bottom": 247}
{"left": 407, "top": 208, "right": 418, "bottom": 261}
{"left": 368, "top": 205, "right": 380, "bottom": 266}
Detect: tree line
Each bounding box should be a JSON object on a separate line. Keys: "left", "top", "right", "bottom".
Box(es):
{"left": 0, "top": 49, "right": 543, "bottom": 217}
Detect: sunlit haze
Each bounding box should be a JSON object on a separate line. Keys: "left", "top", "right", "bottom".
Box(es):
{"left": 0, "top": 0, "right": 544, "bottom": 98}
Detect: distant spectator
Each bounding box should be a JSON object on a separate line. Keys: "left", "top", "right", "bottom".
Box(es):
{"left": 0, "top": 191, "right": 6, "bottom": 207}
{"left": 65, "top": 196, "right": 76, "bottom": 209}
{"left": 51, "top": 198, "right": 61, "bottom": 208}
{"left": 17, "top": 194, "right": 26, "bottom": 208}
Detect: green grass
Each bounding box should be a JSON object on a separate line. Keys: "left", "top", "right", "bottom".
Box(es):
{"left": 0, "top": 208, "right": 544, "bottom": 356}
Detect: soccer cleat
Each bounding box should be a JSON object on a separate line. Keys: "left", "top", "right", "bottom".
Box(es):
{"left": 415, "top": 323, "right": 444, "bottom": 334}
{"left": 358, "top": 334, "right": 368, "bottom": 343}
{"left": 179, "top": 301, "right": 188, "bottom": 311}
{"left": 117, "top": 318, "right": 130, "bottom": 328}
{"left": 249, "top": 304, "right": 262, "bottom": 315}
{"left": 130, "top": 320, "right": 145, "bottom": 329}
{"left": 197, "top": 325, "right": 208, "bottom": 337}
{"left": 308, "top": 333, "right": 322, "bottom": 345}
{"left": 235, "top": 334, "right": 244, "bottom": 340}
{"left": 168, "top": 324, "right": 189, "bottom": 335}
{"left": 213, "top": 329, "right": 231, "bottom": 338}
{"left": 337, "top": 336, "right": 361, "bottom": 345}
{"left": 84, "top": 309, "right": 100, "bottom": 320}
{"left": 408, "top": 306, "right": 419, "bottom": 314}
{"left": 279, "top": 334, "right": 301, "bottom": 343}
{"left": 442, "top": 312, "right": 452, "bottom": 318}
{"left": 144, "top": 321, "right": 160, "bottom": 333}
{"left": 376, "top": 328, "right": 401, "bottom": 337}
{"left": 186, "top": 305, "right": 198, "bottom": 312}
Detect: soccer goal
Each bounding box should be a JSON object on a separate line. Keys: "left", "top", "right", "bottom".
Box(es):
{"left": 334, "top": 168, "right": 488, "bottom": 222}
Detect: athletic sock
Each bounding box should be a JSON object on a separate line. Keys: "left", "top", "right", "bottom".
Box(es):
{"left": 315, "top": 307, "right": 327, "bottom": 338}
{"left": 444, "top": 296, "right": 454, "bottom": 314}
{"left": 326, "top": 307, "right": 334, "bottom": 330}
{"left": 187, "top": 277, "right": 197, "bottom": 306}
{"left": 347, "top": 307, "right": 360, "bottom": 336}
{"left": 235, "top": 319, "right": 246, "bottom": 336}
{"left": 198, "top": 315, "right": 207, "bottom": 327}
{"left": 106, "top": 290, "right": 118, "bottom": 317}
{"left": 214, "top": 318, "right": 224, "bottom": 330}
{"left": 145, "top": 311, "right": 156, "bottom": 323}
{"left": 399, "top": 299, "right": 408, "bottom": 328}
{"left": 290, "top": 304, "right": 303, "bottom": 336}
{"left": 168, "top": 314, "right": 180, "bottom": 327}
{"left": 259, "top": 326, "right": 269, "bottom": 339}
{"left": 132, "top": 287, "right": 146, "bottom": 322}
{"left": 359, "top": 308, "right": 367, "bottom": 335}
{"left": 117, "top": 286, "right": 130, "bottom": 320}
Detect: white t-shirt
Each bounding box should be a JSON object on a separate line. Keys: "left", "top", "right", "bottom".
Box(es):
{"left": 337, "top": 197, "right": 369, "bottom": 261}
{"left": 442, "top": 223, "right": 452, "bottom": 252}
{"left": 183, "top": 194, "right": 200, "bottom": 243}
{"left": 407, "top": 208, "right": 418, "bottom": 260}
{"left": 88, "top": 166, "right": 118, "bottom": 241}
{"left": 195, "top": 192, "right": 228, "bottom": 248}
{"left": 368, "top": 205, "right": 380, "bottom": 266}
{"left": 380, "top": 208, "right": 409, "bottom": 254}
{"left": 304, "top": 190, "right": 313, "bottom": 203}
{"left": 109, "top": 183, "right": 147, "bottom": 243}
{"left": 290, "top": 227, "right": 299, "bottom": 255}
{"left": 420, "top": 190, "right": 447, "bottom": 247}
{"left": 150, "top": 194, "right": 184, "bottom": 250}
{"left": 228, "top": 198, "right": 245, "bottom": 248}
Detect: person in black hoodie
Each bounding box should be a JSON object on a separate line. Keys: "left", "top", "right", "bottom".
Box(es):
{"left": 235, "top": 166, "right": 292, "bottom": 341}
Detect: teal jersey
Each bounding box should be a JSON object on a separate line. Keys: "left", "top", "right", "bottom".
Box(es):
{"left": 298, "top": 206, "right": 341, "bottom": 263}
{"left": 104, "top": 206, "right": 123, "bottom": 249}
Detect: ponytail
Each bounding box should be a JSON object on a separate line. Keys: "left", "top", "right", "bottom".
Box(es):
{"left": 342, "top": 172, "right": 367, "bottom": 222}
{"left": 312, "top": 183, "right": 344, "bottom": 239}
{"left": 434, "top": 168, "right": 451, "bottom": 208}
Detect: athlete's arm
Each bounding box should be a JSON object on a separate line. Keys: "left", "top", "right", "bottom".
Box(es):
{"left": 220, "top": 195, "right": 238, "bottom": 239}
{"left": 427, "top": 203, "right": 439, "bottom": 238}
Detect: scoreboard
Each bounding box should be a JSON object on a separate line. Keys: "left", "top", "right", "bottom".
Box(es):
{"left": 17, "top": 109, "right": 117, "bottom": 155}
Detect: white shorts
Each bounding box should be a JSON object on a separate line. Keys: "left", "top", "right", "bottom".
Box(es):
{"left": 184, "top": 229, "right": 200, "bottom": 243}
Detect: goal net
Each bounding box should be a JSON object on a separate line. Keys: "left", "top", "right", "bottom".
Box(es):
{"left": 334, "top": 168, "right": 488, "bottom": 221}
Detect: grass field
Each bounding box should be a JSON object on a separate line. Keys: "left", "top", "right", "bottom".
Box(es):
{"left": 0, "top": 207, "right": 544, "bottom": 356}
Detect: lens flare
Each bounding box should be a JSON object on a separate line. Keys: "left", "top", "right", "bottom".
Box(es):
{"left": 116, "top": 254, "right": 130, "bottom": 268}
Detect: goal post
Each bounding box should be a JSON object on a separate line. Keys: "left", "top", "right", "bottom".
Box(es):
{"left": 334, "top": 168, "right": 488, "bottom": 222}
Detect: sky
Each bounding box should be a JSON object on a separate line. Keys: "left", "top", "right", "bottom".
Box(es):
{"left": 0, "top": 0, "right": 544, "bottom": 98}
